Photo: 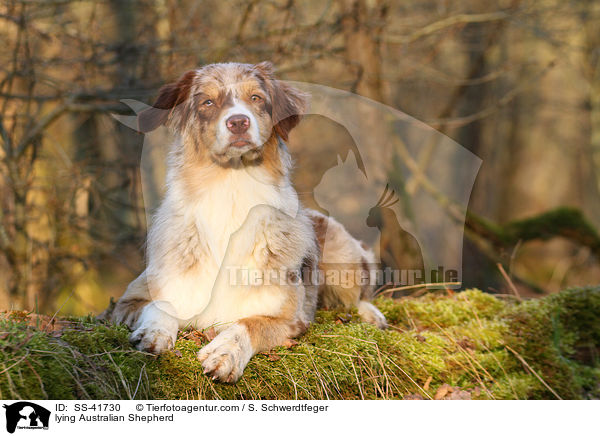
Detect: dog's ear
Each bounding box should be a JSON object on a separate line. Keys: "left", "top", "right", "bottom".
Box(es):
{"left": 138, "top": 70, "right": 197, "bottom": 132}
{"left": 254, "top": 61, "right": 308, "bottom": 141}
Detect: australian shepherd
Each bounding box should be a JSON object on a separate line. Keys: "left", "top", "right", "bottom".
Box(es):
{"left": 110, "top": 62, "right": 386, "bottom": 383}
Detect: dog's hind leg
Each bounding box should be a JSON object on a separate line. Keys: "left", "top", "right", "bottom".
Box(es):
{"left": 356, "top": 301, "right": 387, "bottom": 329}
{"left": 111, "top": 270, "right": 151, "bottom": 328}
{"left": 308, "top": 209, "right": 387, "bottom": 329}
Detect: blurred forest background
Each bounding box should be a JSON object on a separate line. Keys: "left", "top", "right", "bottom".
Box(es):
{"left": 1, "top": 0, "right": 599, "bottom": 315}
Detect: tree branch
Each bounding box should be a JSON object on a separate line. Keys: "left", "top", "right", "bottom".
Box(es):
{"left": 383, "top": 12, "right": 510, "bottom": 44}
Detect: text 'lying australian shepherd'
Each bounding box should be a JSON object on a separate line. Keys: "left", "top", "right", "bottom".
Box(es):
{"left": 110, "top": 62, "right": 387, "bottom": 383}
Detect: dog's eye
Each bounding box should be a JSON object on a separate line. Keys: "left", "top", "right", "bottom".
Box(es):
{"left": 251, "top": 95, "right": 262, "bottom": 102}
{"left": 202, "top": 99, "right": 214, "bottom": 106}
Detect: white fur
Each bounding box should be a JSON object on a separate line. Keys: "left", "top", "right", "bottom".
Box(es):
{"left": 144, "top": 145, "right": 302, "bottom": 324}
{"left": 191, "top": 202, "right": 313, "bottom": 330}
{"left": 215, "top": 98, "right": 261, "bottom": 149}
{"left": 197, "top": 323, "right": 254, "bottom": 382}
{"left": 357, "top": 301, "right": 388, "bottom": 329}
{"left": 131, "top": 301, "right": 179, "bottom": 353}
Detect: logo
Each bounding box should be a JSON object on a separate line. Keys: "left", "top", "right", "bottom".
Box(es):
{"left": 2, "top": 402, "right": 50, "bottom": 434}
{"left": 112, "top": 79, "right": 481, "bottom": 316}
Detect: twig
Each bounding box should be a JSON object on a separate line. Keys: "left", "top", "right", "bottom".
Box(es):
{"left": 0, "top": 351, "right": 30, "bottom": 375}
{"left": 378, "top": 282, "right": 461, "bottom": 296}
{"left": 383, "top": 355, "right": 434, "bottom": 400}
{"left": 504, "top": 345, "right": 562, "bottom": 400}
{"left": 44, "top": 288, "right": 76, "bottom": 333}
{"left": 349, "top": 357, "right": 365, "bottom": 400}
{"left": 15, "top": 102, "right": 69, "bottom": 156}
{"left": 384, "top": 12, "right": 510, "bottom": 44}
{"left": 132, "top": 363, "right": 146, "bottom": 400}
{"left": 509, "top": 239, "right": 523, "bottom": 277}
{"left": 497, "top": 263, "right": 522, "bottom": 301}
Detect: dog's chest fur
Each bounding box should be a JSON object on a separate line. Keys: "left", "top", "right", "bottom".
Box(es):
{"left": 192, "top": 167, "right": 297, "bottom": 265}
{"left": 146, "top": 155, "right": 304, "bottom": 326}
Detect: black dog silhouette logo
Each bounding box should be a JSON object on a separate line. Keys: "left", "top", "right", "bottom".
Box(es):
{"left": 3, "top": 402, "right": 50, "bottom": 433}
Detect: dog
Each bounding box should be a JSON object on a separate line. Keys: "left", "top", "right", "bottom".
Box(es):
{"left": 110, "top": 62, "right": 387, "bottom": 383}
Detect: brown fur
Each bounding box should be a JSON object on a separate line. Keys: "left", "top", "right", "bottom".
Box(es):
{"left": 238, "top": 280, "right": 309, "bottom": 352}
{"left": 238, "top": 316, "right": 293, "bottom": 351}
{"left": 112, "top": 272, "right": 150, "bottom": 327}
{"left": 253, "top": 61, "right": 308, "bottom": 141}
{"left": 138, "top": 70, "right": 197, "bottom": 132}
{"left": 306, "top": 209, "right": 378, "bottom": 309}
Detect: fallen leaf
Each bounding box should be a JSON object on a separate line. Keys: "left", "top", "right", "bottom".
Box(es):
{"left": 336, "top": 314, "right": 352, "bottom": 323}
{"left": 268, "top": 354, "right": 281, "bottom": 362}
{"left": 203, "top": 327, "right": 217, "bottom": 341}
{"left": 180, "top": 330, "right": 207, "bottom": 346}
{"left": 403, "top": 393, "right": 424, "bottom": 400}
{"left": 283, "top": 339, "right": 298, "bottom": 348}
{"left": 457, "top": 337, "right": 475, "bottom": 349}
{"left": 423, "top": 376, "right": 433, "bottom": 391}
{"left": 445, "top": 389, "right": 471, "bottom": 400}
{"left": 173, "top": 349, "right": 182, "bottom": 358}
{"left": 415, "top": 334, "right": 427, "bottom": 343}
{"left": 434, "top": 383, "right": 453, "bottom": 400}
{"left": 25, "top": 314, "right": 78, "bottom": 333}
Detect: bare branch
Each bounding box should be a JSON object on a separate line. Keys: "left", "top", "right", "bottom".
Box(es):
{"left": 383, "top": 12, "right": 511, "bottom": 44}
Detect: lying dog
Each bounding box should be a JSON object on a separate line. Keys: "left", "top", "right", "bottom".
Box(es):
{"left": 111, "top": 62, "right": 386, "bottom": 382}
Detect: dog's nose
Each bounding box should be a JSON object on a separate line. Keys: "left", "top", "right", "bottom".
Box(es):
{"left": 226, "top": 114, "right": 250, "bottom": 134}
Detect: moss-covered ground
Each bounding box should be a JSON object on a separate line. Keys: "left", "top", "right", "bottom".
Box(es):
{"left": 1, "top": 287, "right": 598, "bottom": 400}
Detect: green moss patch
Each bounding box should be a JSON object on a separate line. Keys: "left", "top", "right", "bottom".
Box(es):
{"left": 1, "top": 287, "right": 598, "bottom": 400}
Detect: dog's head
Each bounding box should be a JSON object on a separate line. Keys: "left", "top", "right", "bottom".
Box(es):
{"left": 139, "top": 62, "right": 307, "bottom": 164}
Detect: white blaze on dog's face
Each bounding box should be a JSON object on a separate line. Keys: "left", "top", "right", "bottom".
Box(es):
{"left": 195, "top": 69, "right": 271, "bottom": 161}
{"left": 138, "top": 62, "right": 307, "bottom": 165}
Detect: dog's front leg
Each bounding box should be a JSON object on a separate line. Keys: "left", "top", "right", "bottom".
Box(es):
{"left": 198, "top": 316, "right": 300, "bottom": 383}
{"left": 130, "top": 301, "right": 179, "bottom": 354}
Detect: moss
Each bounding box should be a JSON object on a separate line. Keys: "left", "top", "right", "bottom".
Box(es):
{"left": 1, "top": 286, "right": 599, "bottom": 400}
{"left": 0, "top": 315, "right": 155, "bottom": 400}
{"left": 502, "top": 286, "right": 600, "bottom": 399}
{"left": 375, "top": 289, "right": 505, "bottom": 328}
{"left": 0, "top": 320, "right": 75, "bottom": 399}
{"left": 504, "top": 208, "right": 600, "bottom": 252}
{"left": 467, "top": 207, "right": 600, "bottom": 259}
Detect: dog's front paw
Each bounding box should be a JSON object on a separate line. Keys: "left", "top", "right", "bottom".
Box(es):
{"left": 357, "top": 301, "right": 388, "bottom": 329}
{"left": 130, "top": 324, "right": 177, "bottom": 354}
{"left": 197, "top": 325, "right": 253, "bottom": 383}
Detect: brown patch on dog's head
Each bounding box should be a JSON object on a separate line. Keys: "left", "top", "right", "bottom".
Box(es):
{"left": 138, "top": 70, "right": 197, "bottom": 132}
{"left": 139, "top": 62, "right": 308, "bottom": 178}
{"left": 252, "top": 61, "right": 308, "bottom": 141}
